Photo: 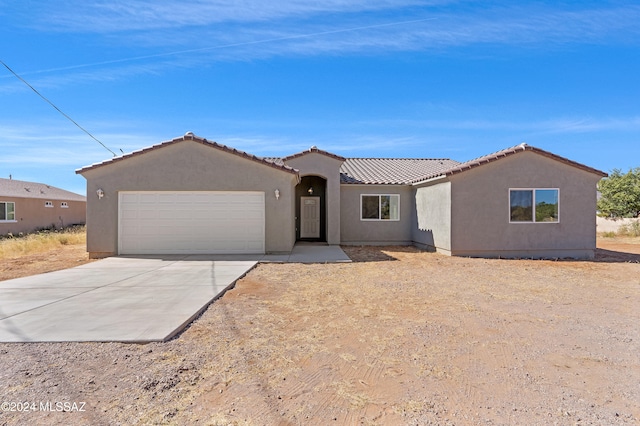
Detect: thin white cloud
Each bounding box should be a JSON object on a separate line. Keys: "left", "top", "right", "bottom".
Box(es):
{"left": 0, "top": 122, "right": 160, "bottom": 168}
{"left": 214, "top": 131, "right": 436, "bottom": 158}
{"left": 19, "top": 0, "right": 640, "bottom": 47}
{"left": 3, "top": 3, "right": 639, "bottom": 89}
{"left": 13, "top": 0, "right": 438, "bottom": 32}
{"left": 537, "top": 117, "right": 640, "bottom": 134}
{"left": 354, "top": 115, "right": 640, "bottom": 134}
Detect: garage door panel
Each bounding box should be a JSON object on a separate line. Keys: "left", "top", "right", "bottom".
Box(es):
{"left": 191, "top": 210, "right": 215, "bottom": 220}
{"left": 120, "top": 210, "right": 140, "bottom": 220}
{"left": 139, "top": 193, "right": 161, "bottom": 203}
{"left": 119, "top": 191, "right": 265, "bottom": 254}
{"left": 243, "top": 210, "right": 264, "bottom": 220}
{"left": 120, "top": 193, "right": 139, "bottom": 203}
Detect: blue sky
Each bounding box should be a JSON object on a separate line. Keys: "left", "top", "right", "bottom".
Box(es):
{"left": 1, "top": 1, "right": 639, "bottom": 195}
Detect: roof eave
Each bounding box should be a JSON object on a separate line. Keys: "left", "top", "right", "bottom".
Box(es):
{"left": 522, "top": 145, "right": 608, "bottom": 178}
{"left": 410, "top": 174, "right": 449, "bottom": 186}
{"left": 438, "top": 144, "right": 608, "bottom": 178}
{"left": 76, "top": 134, "right": 299, "bottom": 176}
{"left": 340, "top": 181, "right": 411, "bottom": 185}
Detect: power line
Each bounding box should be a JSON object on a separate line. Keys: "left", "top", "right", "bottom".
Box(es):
{"left": 1, "top": 59, "right": 117, "bottom": 156}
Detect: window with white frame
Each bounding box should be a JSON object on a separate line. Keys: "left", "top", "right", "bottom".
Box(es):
{"left": 510, "top": 189, "right": 559, "bottom": 223}
{"left": 45, "top": 201, "right": 53, "bottom": 208}
{"left": 61, "top": 202, "right": 69, "bottom": 208}
{"left": 361, "top": 194, "right": 400, "bottom": 221}
{"left": 0, "top": 201, "right": 16, "bottom": 221}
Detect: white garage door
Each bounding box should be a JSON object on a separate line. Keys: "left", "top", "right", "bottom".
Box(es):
{"left": 118, "top": 191, "right": 265, "bottom": 255}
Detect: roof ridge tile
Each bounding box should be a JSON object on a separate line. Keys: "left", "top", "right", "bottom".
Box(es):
{"left": 77, "top": 134, "right": 299, "bottom": 176}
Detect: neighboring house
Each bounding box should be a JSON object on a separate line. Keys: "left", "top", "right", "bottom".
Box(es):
{"left": 77, "top": 133, "right": 606, "bottom": 259}
{"left": 0, "top": 178, "right": 86, "bottom": 236}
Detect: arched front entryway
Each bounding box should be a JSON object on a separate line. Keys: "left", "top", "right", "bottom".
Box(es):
{"left": 295, "top": 175, "right": 327, "bottom": 241}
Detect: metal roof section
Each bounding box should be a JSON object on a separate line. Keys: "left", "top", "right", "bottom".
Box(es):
{"left": 340, "top": 158, "right": 461, "bottom": 184}
{"left": 76, "top": 133, "right": 299, "bottom": 175}
{"left": 0, "top": 178, "right": 86, "bottom": 201}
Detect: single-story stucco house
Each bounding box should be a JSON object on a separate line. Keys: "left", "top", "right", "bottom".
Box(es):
{"left": 76, "top": 132, "right": 606, "bottom": 259}
{"left": 0, "top": 177, "right": 86, "bottom": 236}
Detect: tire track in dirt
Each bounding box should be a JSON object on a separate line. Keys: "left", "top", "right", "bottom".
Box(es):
{"left": 281, "top": 346, "right": 401, "bottom": 424}
{"left": 284, "top": 352, "right": 346, "bottom": 423}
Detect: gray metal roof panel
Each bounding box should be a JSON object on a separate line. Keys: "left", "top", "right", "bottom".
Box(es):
{"left": 339, "top": 158, "right": 461, "bottom": 184}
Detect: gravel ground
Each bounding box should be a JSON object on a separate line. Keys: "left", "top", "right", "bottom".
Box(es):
{"left": 0, "top": 245, "right": 638, "bottom": 425}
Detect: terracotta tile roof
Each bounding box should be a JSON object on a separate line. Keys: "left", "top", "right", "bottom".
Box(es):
{"left": 0, "top": 178, "right": 86, "bottom": 201}
{"left": 340, "top": 158, "right": 461, "bottom": 184}
{"left": 76, "top": 133, "right": 298, "bottom": 175}
{"left": 414, "top": 143, "right": 608, "bottom": 182}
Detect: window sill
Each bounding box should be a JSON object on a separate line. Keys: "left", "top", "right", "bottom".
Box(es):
{"left": 0, "top": 220, "right": 18, "bottom": 223}
{"left": 509, "top": 221, "right": 560, "bottom": 224}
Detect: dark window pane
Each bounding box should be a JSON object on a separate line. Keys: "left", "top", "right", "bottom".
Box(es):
{"left": 362, "top": 196, "right": 380, "bottom": 219}
{"left": 510, "top": 190, "right": 533, "bottom": 222}
{"left": 0, "top": 202, "right": 5, "bottom": 220}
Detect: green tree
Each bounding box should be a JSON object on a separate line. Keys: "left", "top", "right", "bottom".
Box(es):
{"left": 597, "top": 168, "right": 640, "bottom": 218}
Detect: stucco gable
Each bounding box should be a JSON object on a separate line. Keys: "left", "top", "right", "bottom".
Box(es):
{"left": 280, "top": 146, "right": 346, "bottom": 163}
{"left": 414, "top": 143, "right": 607, "bottom": 183}
{"left": 76, "top": 133, "right": 298, "bottom": 176}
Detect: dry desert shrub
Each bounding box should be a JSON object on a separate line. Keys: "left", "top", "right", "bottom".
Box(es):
{"left": 0, "top": 225, "right": 85, "bottom": 259}
{"left": 618, "top": 219, "right": 640, "bottom": 237}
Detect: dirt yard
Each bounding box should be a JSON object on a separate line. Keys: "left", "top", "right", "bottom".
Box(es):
{"left": 0, "top": 240, "right": 638, "bottom": 425}
{"left": 0, "top": 244, "right": 92, "bottom": 281}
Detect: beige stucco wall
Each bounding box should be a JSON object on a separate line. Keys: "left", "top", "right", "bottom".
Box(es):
{"left": 79, "top": 140, "right": 297, "bottom": 257}
{"left": 284, "top": 152, "right": 343, "bottom": 245}
{"left": 412, "top": 179, "right": 452, "bottom": 253}
{"left": 448, "top": 151, "right": 602, "bottom": 259}
{"left": 0, "top": 197, "right": 86, "bottom": 236}
{"left": 340, "top": 184, "right": 413, "bottom": 245}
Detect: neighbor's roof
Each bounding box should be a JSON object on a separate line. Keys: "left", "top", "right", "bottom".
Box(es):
{"left": 412, "top": 143, "right": 608, "bottom": 182}
{"left": 0, "top": 178, "right": 86, "bottom": 201}
{"left": 76, "top": 133, "right": 298, "bottom": 175}
{"left": 339, "top": 158, "right": 461, "bottom": 184}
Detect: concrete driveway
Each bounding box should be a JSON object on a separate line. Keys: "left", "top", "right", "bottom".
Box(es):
{"left": 0, "top": 255, "right": 258, "bottom": 343}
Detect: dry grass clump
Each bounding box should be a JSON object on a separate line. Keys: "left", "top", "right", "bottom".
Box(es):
{"left": 0, "top": 225, "right": 86, "bottom": 259}
{"left": 599, "top": 219, "right": 640, "bottom": 238}
{"left": 618, "top": 220, "right": 640, "bottom": 237}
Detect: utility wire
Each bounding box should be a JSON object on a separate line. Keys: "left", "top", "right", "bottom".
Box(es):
{"left": 1, "top": 60, "right": 117, "bottom": 156}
